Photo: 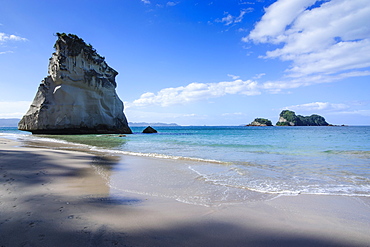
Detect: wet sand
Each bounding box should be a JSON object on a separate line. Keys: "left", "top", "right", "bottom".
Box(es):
{"left": 1, "top": 137, "right": 370, "bottom": 246}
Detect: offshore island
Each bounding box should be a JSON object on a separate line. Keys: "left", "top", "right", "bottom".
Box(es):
{"left": 247, "top": 110, "right": 330, "bottom": 126}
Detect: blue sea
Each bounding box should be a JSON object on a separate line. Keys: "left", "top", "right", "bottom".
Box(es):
{"left": 1, "top": 126, "right": 370, "bottom": 206}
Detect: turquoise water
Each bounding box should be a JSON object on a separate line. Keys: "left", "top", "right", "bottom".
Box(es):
{"left": 1, "top": 126, "right": 370, "bottom": 203}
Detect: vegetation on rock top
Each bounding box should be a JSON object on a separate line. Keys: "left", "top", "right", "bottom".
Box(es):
{"left": 55, "top": 33, "right": 105, "bottom": 61}
{"left": 247, "top": 118, "right": 273, "bottom": 126}
{"left": 276, "top": 110, "right": 329, "bottom": 126}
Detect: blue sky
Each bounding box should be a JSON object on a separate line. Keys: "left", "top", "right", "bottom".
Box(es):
{"left": 1, "top": 0, "right": 369, "bottom": 125}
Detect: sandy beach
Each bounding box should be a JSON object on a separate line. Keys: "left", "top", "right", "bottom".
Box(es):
{"left": 1, "top": 137, "right": 370, "bottom": 247}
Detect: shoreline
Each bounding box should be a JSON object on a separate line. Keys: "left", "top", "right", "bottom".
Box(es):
{"left": 1, "top": 137, "right": 370, "bottom": 246}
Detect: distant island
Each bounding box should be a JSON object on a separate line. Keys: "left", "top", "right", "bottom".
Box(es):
{"left": 276, "top": 110, "right": 329, "bottom": 126}
{"left": 246, "top": 110, "right": 330, "bottom": 127}
{"left": 0, "top": 118, "right": 20, "bottom": 127}
{"left": 129, "top": 122, "right": 180, "bottom": 127}
{"left": 246, "top": 118, "right": 273, "bottom": 126}
{"left": 0, "top": 119, "right": 180, "bottom": 128}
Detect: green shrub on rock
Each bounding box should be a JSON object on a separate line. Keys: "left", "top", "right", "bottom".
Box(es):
{"left": 276, "top": 110, "right": 329, "bottom": 126}
{"left": 247, "top": 118, "right": 273, "bottom": 126}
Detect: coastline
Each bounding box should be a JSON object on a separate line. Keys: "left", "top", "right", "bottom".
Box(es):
{"left": 1, "top": 137, "right": 370, "bottom": 246}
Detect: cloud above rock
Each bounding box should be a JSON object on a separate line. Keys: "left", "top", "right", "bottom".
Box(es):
{"left": 0, "top": 33, "right": 27, "bottom": 43}
{"left": 285, "top": 102, "right": 350, "bottom": 112}
{"left": 0, "top": 32, "right": 27, "bottom": 55}
{"left": 131, "top": 79, "right": 260, "bottom": 107}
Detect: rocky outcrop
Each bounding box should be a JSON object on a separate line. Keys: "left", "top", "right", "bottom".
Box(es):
{"left": 247, "top": 118, "right": 273, "bottom": 126}
{"left": 18, "top": 33, "right": 132, "bottom": 134}
{"left": 276, "top": 110, "right": 329, "bottom": 126}
{"left": 142, "top": 126, "right": 157, "bottom": 133}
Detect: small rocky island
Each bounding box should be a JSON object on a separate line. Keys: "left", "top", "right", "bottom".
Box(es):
{"left": 246, "top": 110, "right": 330, "bottom": 127}
{"left": 276, "top": 110, "right": 329, "bottom": 126}
{"left": 18, "top": 33, "right": 132, "bottom": 134}
{"left": 247, "top": 118, "right": 273, "bottom": 126}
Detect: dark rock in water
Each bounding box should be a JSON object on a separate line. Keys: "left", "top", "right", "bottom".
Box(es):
{"left": 18, "top": 33, "right": 132, "bottom": 134}
{"left": 142, "top": 126, "right": 157, "bottom": 133}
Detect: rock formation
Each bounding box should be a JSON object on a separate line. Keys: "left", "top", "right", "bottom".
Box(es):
{"left": 142, "top": 126, "right": 157, "bottom": 133}
{"left": 18, "top": 33, "right": 132, "bottom": 134}
{"left": 247, "top": 118, "right": 273, "bottom": 126}
{"left": 276, "top": 110, "right": 329, "bottom": 126}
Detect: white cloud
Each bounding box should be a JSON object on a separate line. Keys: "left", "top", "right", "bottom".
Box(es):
{"left": 0, "top": 51, "right": 13, "bottom": 55}
{"left": 245, "top": 0, "right": 317, "bottom": 43}
{"left": 253, "top": 73, "right": 265, "bottom": 79}
{"left": 237, "top": 28, "right": 249, "bottom": 32}
{"left": 166, "top": 1, "right": 179, "bottom": 7}
{"left": 284, "top": 40, "right": 370, "bottom": 77}
{"left": 129, "top": 67, "right": 369, "bottom": 109}
{"left": 235, "top": 9, "right": 251, "bottom": 23}
{"left": 261, "top": 70, "right": 370, "bottom": 93}
{"left": 141, "top": 0, "right": 150, "bottom": 4}
{"left": 0, "top": 32, "right": 27, "bottom": 55}
{"left": 281, "top": 102, "right": 370, "bottom": 121}
{"left": 129, "top": 69, "right": 370, "bottom": 108}
{"left": 216, "top": 9, "right": 252, "bottom": 26}
{"left": 131, "top": 79, "right": 260, "bottom": 107}
{"left": 245, "top": 0, "right": 370, "bottom": 79}
{"left": 0, "top": 33, "right": 27, "bottom": 43}
{"left": 285, "top": 102, "right": 350, "bottom": 112}
{"left": 227, "top": 74, "right": 240, "bottom": 80}
{"left": 333, "top": 109, "right": 370, "bottom": 117}
{"left": 218, "top": 13, "right": 234, "bottom": 26}
{"left": 0, "top": 101, "right": 30, "bottom": 118}
{"left": 222, "top": 112, "right": 245, "bottom": 116}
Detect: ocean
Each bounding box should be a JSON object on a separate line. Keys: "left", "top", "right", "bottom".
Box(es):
{"left": 1, "top": 126, "right": 369, "bottom": 206}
